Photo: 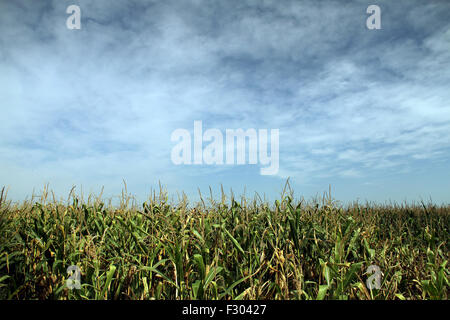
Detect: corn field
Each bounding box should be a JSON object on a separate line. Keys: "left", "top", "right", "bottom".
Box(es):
{"left": 0, "top": 185, "right": 448, "bottom": 300}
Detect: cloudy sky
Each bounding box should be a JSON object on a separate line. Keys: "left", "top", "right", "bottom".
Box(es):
{"left": 1, "top": 0, "right": 449, "bottom": 204}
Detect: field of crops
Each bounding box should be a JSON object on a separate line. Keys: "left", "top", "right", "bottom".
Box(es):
{"left": 0, "top": 185, "right": 448, "bottom": 300}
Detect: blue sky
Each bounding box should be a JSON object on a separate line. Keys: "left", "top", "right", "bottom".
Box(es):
{"left": 1, "top": 0, "right": 449, "bottom": 204}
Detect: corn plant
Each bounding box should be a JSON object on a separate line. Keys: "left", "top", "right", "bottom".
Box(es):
{"left": 0, "top": 184, "right": 448, "bottom": 300}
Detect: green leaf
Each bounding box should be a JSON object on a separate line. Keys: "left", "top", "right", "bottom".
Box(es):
{"left": 204, "top": 266, "right": 223, "bottom": 290}
{"left": 317, "top": 285, "right": 329, "bottom": 300}
{"left": 193, "top": 254, "right": 206, "bottom": 279}
{"left": 219, "top": 273, "right": 253, "bottom": 299}
{"left": 223, "top": 227, "right": 245, "bottom": 256}
{"left": 192, "top": 229, "right": 204, "bottom": 243}
{"left": 343, "top": 262, "right": 363, "bottom": 289}
{"left": 100, "top": 264, "right": 116, "bottom": 300}
{"left": 395, "top": 293, "right": 406, "bottom": 300}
